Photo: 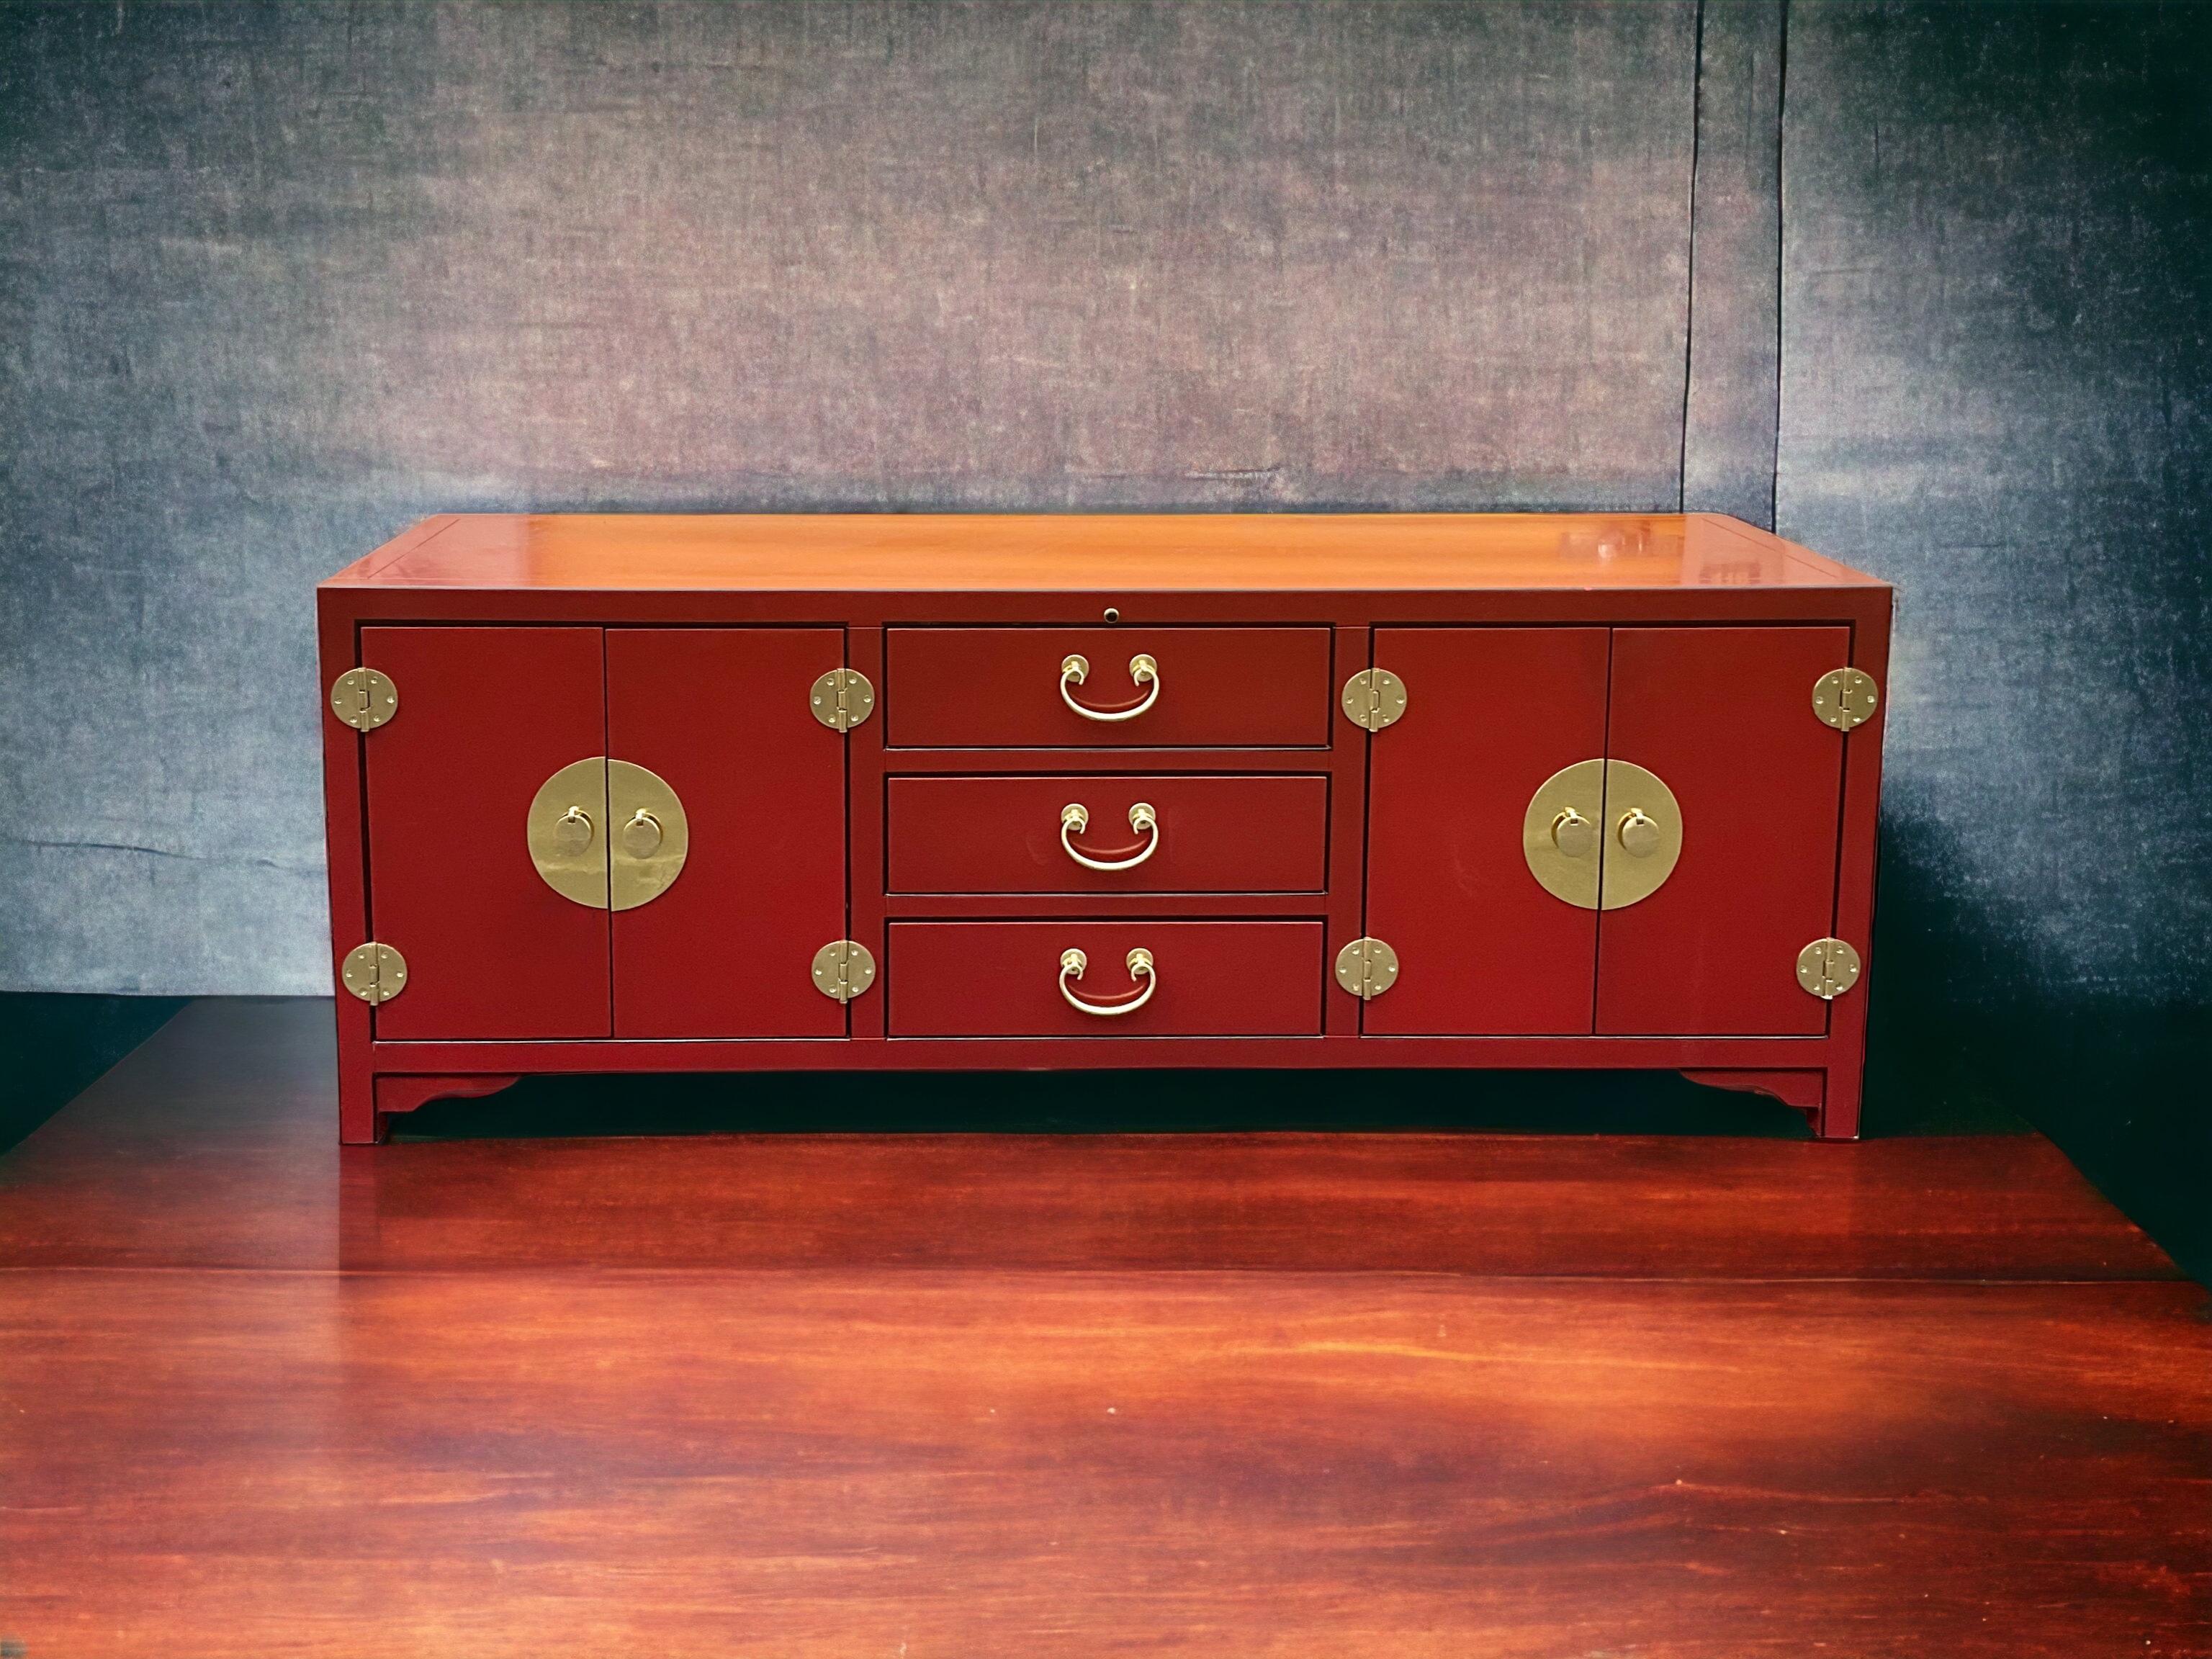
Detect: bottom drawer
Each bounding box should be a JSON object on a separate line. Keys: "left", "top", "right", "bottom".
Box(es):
{"left": 888, "top": 921, "right": 1326, "bottom": 1037}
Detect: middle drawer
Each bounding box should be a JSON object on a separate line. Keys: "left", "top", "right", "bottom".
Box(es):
{"left": 887, "top": 774, "right": 1328, "bottom": 894}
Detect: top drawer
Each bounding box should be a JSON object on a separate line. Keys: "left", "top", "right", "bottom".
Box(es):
{"left": 885, "top": 627, "right": 1334, "bottom": 748}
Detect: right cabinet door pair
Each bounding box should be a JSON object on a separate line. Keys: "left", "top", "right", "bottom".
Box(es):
{"left": 1364, "top": 626, "right": 1852, "bottom": 1037}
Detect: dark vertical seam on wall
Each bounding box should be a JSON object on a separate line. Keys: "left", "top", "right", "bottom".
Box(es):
{"left": 1678, "top": 0, "right": 1707, "bottom": 512}
{"left": 1771, "top": 0, "right": 1789, "bottom": 530}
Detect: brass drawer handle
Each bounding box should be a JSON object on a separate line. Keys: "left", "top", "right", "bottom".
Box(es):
{"left": 1059, "top": 801, "right": 1159, "bottom": 871}
{"left": 1060, "top": 652, "right": 1159, "bottom": 721}
{"left": 1058, "top": 946, "right": 1156, "bottom": 1017}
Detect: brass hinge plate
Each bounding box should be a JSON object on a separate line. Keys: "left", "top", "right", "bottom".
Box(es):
{"left": 1340, "top": 667, "right": 1407, "bottom": 732}
{"left": 811, "top": 938, "right": 878, "bottom": 1002}
{"left": 1811, "top": 667, "right": 1880, "bottom": 732}
{"left": 1334, "top": 935, "right": 1400, "bottom": 999}
{"left": 810, "top": 667, "right": 876, "bottom": 732}
{"left": 1796, "top": 937, "right": 1863, "bottom": 999}
{"left": 329, "top": 667, "right": 398, "bottom": 732}
{"left": 340, "top": 941, "right": 408, "bottom": 1004}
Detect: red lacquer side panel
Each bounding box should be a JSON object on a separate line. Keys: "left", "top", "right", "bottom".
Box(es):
{"left": 1364, "top": 628, "right": 1610, "bottom": 1035}
{"left": 361, "top": 627, "right": 610, "bottom": 1040}
{"left": 886, "top": 775, "right": 1328, "bottom": 894}
{"left": 319, "top": 601, "right": 378, "bottom": 1144}
{"left": 1599, "top": 626, "right": 1850, "bottom": 1036}
{"left": 887, "top": 922, "right": 1325, "bottom": 1037}
{"left": 607, "top": 629, "right": 847, "bottom": 1038}
{"left": 884, "top": 628, "right": 1333, "bottom": 747}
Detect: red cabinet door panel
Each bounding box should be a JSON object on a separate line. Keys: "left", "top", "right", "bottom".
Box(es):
{"left": 362, "top": 626, "right": 610, "bottom": 1040}
{"left": 885, "top": 628, "right": 1332, "bottom": 748}
{"left": 1364, "top": 628, "right": 1610, "bottom": 1035}
{"left": 1597, "top": 626, "right": 1849, "bottom": 1035}
{"left": 608, "top": 629, "right": 848, "bottom": 1038}
{"left": 886, "top": 775, "right": 1328, "bottom": 894}
{"left": 888, "top": 921, "right": 1324, "bottom": 1036}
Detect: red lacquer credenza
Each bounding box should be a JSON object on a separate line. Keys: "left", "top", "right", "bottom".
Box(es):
{"left": 318, "top": 513, "right": 1890, "bottom": 1143}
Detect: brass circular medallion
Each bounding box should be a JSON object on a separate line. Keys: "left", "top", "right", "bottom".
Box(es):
{"left": 1522, "top": 759, "right": 1606, "bottom": 910}
{"left": 606, "top": 760, "right": 688, "bottom": 912}
{"left": 1597, "top": 760, "right": 1683, "bottom": 911}
{"left": 526, "top": 757, "right": 611, "bottom": 909}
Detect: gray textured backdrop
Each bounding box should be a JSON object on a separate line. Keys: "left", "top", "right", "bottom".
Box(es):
{"left": 2, "top": 0, "right": 2208, "bottom": 1028}
{"left": 1781, "top": 1, "right": 2212, "bottom": 1017}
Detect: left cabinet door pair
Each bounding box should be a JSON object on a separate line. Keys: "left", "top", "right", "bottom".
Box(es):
{"left": 357, "top": 627, "right": 848, "bottom": 1040}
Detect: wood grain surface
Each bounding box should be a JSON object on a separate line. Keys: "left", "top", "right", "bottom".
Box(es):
{"left": 324, "top": 512, "right": 1885, "bottom": 593}
{"left": 0, "top": 1002, "right": 2175, "bottom": 1279}
{"left": 1, "top": 999, "right": 2204, "bottom": 1658}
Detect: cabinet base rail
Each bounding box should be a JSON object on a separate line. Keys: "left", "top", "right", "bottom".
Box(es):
{"left": 346, "top": 1045, "right": 1861, "bottom": 1145}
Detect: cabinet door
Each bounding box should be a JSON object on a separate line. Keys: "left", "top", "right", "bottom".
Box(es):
{"left": 1597, "top": 627, "right": 1848, "bottom": 1035}
{"left": 361, "top": 627, "right": 610, "bottom": 1040}
{"left": 1364, "top": 628, "right": 1610, "bottom": 1034}
{"left": 607, "top": 629, "right": 848, "bottom": 1038}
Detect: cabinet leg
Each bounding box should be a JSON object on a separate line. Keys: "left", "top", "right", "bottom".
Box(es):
{"left": 338, "top": 1070, "right": 382, "bottom": 1146}
{"left": 1815, "top": 1058, "right": 1863, "bottom": 1143}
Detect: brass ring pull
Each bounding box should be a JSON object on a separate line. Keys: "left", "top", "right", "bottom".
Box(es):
{"left": 1058, "top": 946, "right": 1156, "bottom": 1017}
{"left": 552, "top": 805, "right": 595, "bottom": 856}
{"left": 1550, "top": 807, "right": 1595, "bottom": 859}
{"left": 620, "top": 809, "right": 663, "bottom": 858}
{"left": 1059, "top": 801, "right": 1160, "bottom": 871}
{"left": 1617, "top": 808, "right": 1662, "bottom": 858}
{"left": 1060, "top": 652, "right": 1159, "bottom": 721}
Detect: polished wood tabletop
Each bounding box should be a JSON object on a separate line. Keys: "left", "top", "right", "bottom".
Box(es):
{"left": 324, "top": 511, "right": 1887, "bottom": 592}
{"left": 1, "top": 999, "right": 2203, "bottom": 1658}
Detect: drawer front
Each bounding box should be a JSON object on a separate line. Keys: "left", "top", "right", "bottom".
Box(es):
{"left": 885, "top": 627, "right": 1334, "bottom": 748}
{"left": 886, "top": 775, "right": 1328, "bottom": 894}
{"left": 888, "top": 921, "right": 1326, "bottom": 1036}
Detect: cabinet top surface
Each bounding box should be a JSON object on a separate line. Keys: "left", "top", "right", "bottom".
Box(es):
{"left": 325, "top": 513, "right": 1887, "bottom": 593}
